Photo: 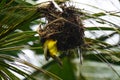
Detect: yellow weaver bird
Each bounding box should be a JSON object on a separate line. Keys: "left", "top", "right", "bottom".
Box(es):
{"left": 43, "top": 39, "right": 62, "bottom": 66}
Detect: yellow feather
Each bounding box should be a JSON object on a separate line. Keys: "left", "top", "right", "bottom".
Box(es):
{"left": 43, "top": 39, "right": 62, "bottom": 66}
{"left": 44, "top": 39, "right": 58, "bottom": 57}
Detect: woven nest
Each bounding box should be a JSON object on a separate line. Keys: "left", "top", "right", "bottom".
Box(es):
{"left": 38, "top": 4, "right": 84, "bottom": 51}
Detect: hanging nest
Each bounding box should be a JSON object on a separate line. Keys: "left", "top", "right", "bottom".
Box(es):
{"left": 37, "top": 2, "right": 84, "bottom": 51}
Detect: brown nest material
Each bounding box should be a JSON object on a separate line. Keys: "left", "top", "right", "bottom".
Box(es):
{"left": 38, "top": 4, "right": 84, "bottom": 51}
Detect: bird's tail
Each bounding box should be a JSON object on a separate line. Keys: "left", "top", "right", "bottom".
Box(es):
{"left": 52, "top": 55, "right": 63, "bottom": 67}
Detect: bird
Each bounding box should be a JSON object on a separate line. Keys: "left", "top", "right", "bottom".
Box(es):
{"left": 43, "top": 39, "right": 63, "bottom": 66}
